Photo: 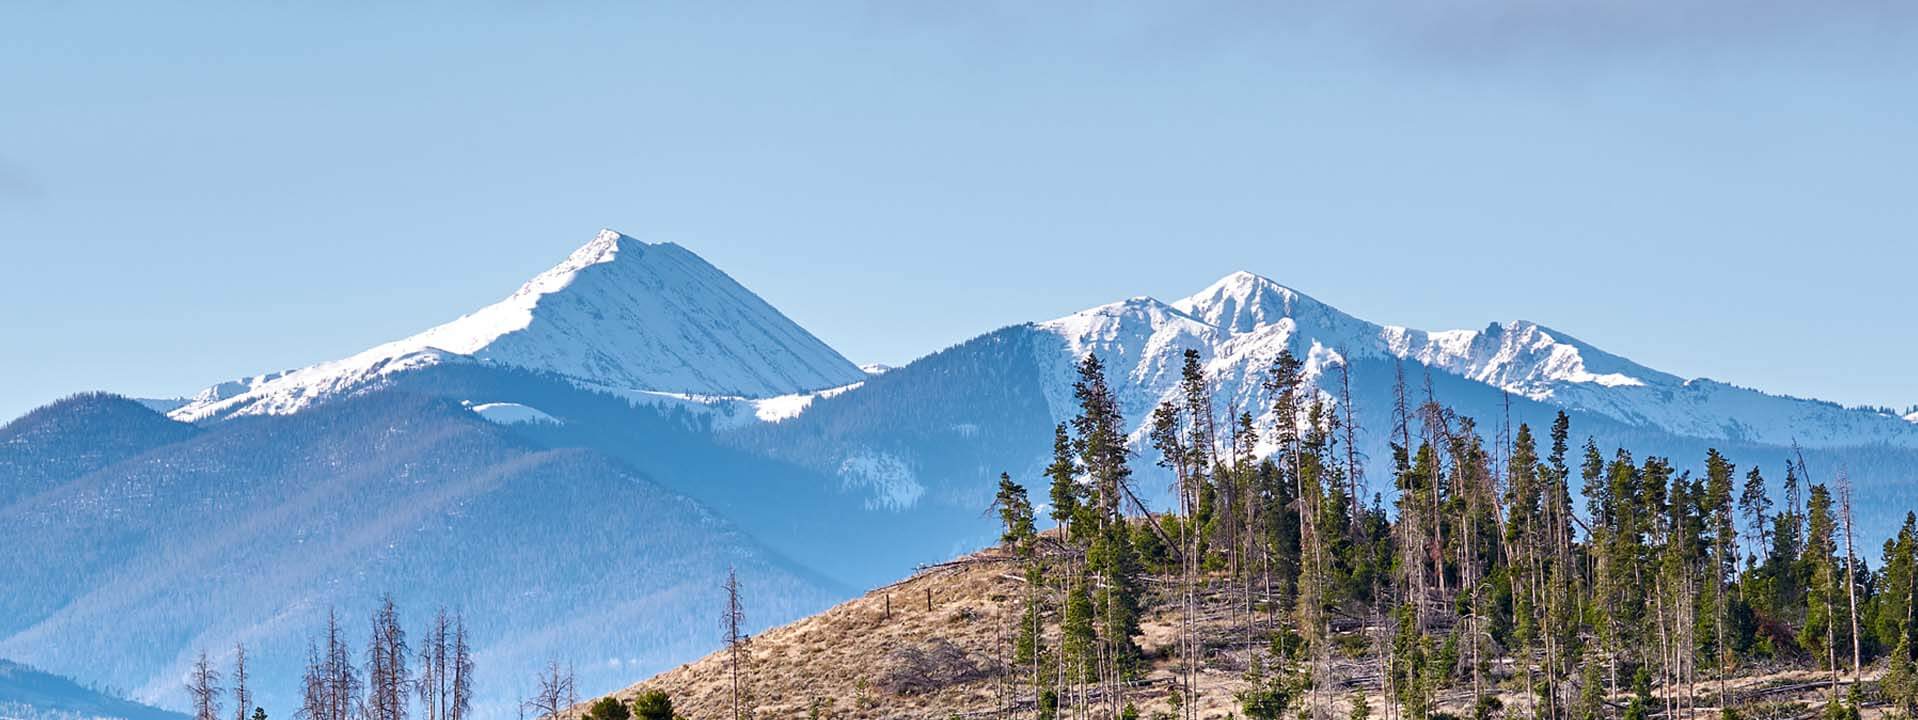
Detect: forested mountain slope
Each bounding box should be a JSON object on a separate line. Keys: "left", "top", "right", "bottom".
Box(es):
{"left": 590, "top": 351, "right": 1918, "bottom": 720}
{"left": 0, "top": 392, "right": 197, "bottom": 507}
{"left": 740, "top": 271, "right": 1918, "bottom": 543}
{"left": 0, "top": 392, "right": 839, "bottom": 716}
{"left": 0, "top": 659, "right": 186, "bottom": 720}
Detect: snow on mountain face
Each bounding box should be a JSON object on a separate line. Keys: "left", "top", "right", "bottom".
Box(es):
{"left": 1032, "top": 271, "right": 1918, "bottom": 450}
{"left": 468, "top": 402, "right": 561, "bottom": 426}
{"left": 171, "top": 230, "right": 866, "bottom": 422}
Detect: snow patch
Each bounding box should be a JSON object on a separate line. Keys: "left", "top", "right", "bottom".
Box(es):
{"left": 837, "top": 450, "right": 924, "bottom": 511}
{"left": 752, "top": 381, "right": 867, "bottom": 422}
{"left": 467, "top": 402, "right": 561, "bottom": 426}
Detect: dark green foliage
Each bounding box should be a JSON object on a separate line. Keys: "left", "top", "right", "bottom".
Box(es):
{"left": 630, "top": 689, "right": 673, "bottom": 720}
{"left": 1237, "top": 669, "right": 1290, "bottom": 720}
{"left": 994, "top": 473, "right": 1036, "bottom": 551}
{"left": 1622, "top": 667, "right": 1652, "bottom": 720}
{"left": 585, "top": 696, "right": 630, "bottom": 720}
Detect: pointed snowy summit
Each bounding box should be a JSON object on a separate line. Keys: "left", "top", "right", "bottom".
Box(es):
{"left": 1173, "top": 271, "right": 1323, "bottom": 333}
{"left": 172, "top": 229, "right": 865, "bottom": 421}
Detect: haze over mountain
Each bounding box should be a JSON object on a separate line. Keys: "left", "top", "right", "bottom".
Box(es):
{"left": 0, "top": 659, "right": 185, "bottom": 720}
{"left": 5, "top": 228, "right": 1914, "bottom": 717}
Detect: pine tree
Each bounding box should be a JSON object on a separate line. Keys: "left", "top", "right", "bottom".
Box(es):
{"left": 1704, "top": 450, "right": 1737, "bottom": 709}
{"left": 1881, "top": 515, "right": 1918, "bottom": 717}
{"left": 1739, "top": 467, "right": 1772, "bottom": 571}
{"left": 1149, "top": 353, "right": 1209, "bottom": 720}
{"left": 1071, "top": 353, "right": 1144, "bottom": 711}
{"left": 1804, "top": 485, "right": 1842, "bottom": 705}
{"left": 994, "top": 473, "right": 1050, "bottom": 718}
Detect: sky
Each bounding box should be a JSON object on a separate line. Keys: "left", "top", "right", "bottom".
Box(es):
{"left": 3, "top": 1, "right": 1915, "bottom": 422}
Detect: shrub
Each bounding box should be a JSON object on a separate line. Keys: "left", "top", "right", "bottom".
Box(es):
{"left": 631, "top": 690, "right": 672, "bottom": 720}
{"left": 585, "top": 697, "right": 630, "bottom": 720}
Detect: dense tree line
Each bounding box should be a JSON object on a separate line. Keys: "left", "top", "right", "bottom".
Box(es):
{"left": 993, "top": 349, "right": 1918, "bottom": 720}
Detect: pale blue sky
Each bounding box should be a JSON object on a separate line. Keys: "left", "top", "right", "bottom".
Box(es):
{"left": 3, "top": 2, "right": 1915, "bottom": 421}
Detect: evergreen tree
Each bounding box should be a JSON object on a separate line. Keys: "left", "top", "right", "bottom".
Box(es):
{"left": 632, "top": 690, "right": 674, "bottom": 720}
{"left": 1804, "top": 485, "right": 1843, "bottom": 704}
{"left": 1739, "top": 467, "right": 1772, "bottom": 571}
{"left": 1704, "top": 450, "right": 1738, "bottom": 705}
{"left": 585, "top": 697, "right": 630, "bottom": 720}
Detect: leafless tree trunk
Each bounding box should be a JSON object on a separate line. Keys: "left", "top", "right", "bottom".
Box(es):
{"left": 418, "top": 608, "right": 452, "bottom": 720}
{"left": 1840, "top": 470, "right": 1862, "bottom": 683}
{"left": 326, "top": 608, "right": 362, "bottom": 720}
{"left": 366, "top": 595, "right": 410, "bottom": 720}
{"left": 230, "top": 643, "right": 250, "bottom": 720}
{"left": 522, "top": 661, "right": 574, "bottom": 720}
{"left": 1338, "top": 356, "right": 1363, "bottom": 534}
{"left": 300, "top": 640, "right": 326, "bottom": 720}
{"left": 722, "top": 567, "right": 747, "bottom": 720}
{"left": 188, "top": 649, "right": 223, "bottom": 720}
{"left": 451, "top": 615, "right": 473, "bottom": 720}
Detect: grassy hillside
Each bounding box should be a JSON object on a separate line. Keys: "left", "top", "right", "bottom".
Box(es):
{"left": 588, "top": 536, "right": 1892, "bottom": 720}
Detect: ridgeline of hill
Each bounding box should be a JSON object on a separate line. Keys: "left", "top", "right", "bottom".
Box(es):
{"left": 585, "top": 537, "right": 1887, "bottom": 720}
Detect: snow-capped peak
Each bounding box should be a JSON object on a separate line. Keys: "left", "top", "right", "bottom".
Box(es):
{"left": 1393, "top": 320, "right": 1672, "bottom": 399}
{"left": 171, "top": 229, "right": 866, "bottom": 421}
{"left": 1174, "top": 271, "right": 1341, "bottom": 335}
{"left": 1026, "top": 270, "right": 1918, "bottom": 449}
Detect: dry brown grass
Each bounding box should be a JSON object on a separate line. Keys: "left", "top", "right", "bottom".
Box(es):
{"left": 589, "top": 549, "right": 1038, "bottom": 720}
{"left": 579, "top": 547, "right": 1889, "bottom": 720}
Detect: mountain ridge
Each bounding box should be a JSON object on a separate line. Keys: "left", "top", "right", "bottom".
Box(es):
{"left": 170, "top": 230, "right": 865, "bottom": 422}
{"left": 1032, "top": 269, "right": 1915, "bottom": 451}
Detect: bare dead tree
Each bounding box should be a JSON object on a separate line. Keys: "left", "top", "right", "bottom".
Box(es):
{"left": 1839, "top": 468, "right": 1862, "bottom": 682}
{"left": 418, "top": 608, "right": 452, "bottom": 720}
{"left": 522, "top": 661, "right": 574, "bottom": 720}
{"left": 230, "top": 642, "right": 250, "bottom": 720}
{"left": 1337, "top": 353, "right": 1363, "bottom": 535}
{"left": 366, "top": 595, "right": 410, "bottom": 720}
{"left": 299, "top": 640, "right": 326, "bottom": 720}
{"left": 722, "top": 566, "right": 747, "bottom": 720}
{"left": 325, "top": 608, "right": 362, "bottom": 720}
{"left": 188, "top": 649, "right": 223, "bottom": 720}
{"left": 451, "top": 614, "right": 474, "bottom": 720}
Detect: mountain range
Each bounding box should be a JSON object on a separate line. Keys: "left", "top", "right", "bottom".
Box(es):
{"left": 5, "top": 229, "right": 1914, "bottom": 716}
